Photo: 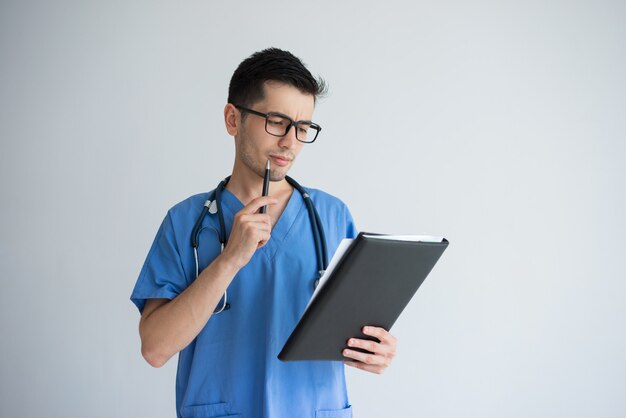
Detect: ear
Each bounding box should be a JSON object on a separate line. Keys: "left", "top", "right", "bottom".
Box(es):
{"left": 224, "top": 103, "right": 239, "bottom": 136}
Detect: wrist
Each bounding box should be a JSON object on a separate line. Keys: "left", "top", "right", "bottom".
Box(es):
{"left": 214, "top": 252, "right": 243, "bottom": 275}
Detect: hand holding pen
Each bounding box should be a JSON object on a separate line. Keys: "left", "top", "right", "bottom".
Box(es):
{"left": 221, "top": 160, "right": 274, "bottom": 268}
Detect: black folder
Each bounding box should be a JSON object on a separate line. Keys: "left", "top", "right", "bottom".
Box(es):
{"left": 278, "top": 232, "right": 449, "bottom": 362}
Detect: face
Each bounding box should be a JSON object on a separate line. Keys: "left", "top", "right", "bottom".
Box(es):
{"left": 229, "top": 81, "right": 315, "bottom": 182}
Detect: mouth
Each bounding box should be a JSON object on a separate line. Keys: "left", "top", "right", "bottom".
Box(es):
{"left": 269, "top": 154, "right": 293, "bottom": 167}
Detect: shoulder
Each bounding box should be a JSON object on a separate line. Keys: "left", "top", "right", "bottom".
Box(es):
{"left": 299, "top": 186, "right": 355, "bottom": 225}
{"left": 169, "top": 191, "right": 211, "bottom": 211}
{"left": 164, "top": 191, "right": 215, "bottom": 225}
{"left": 299, "top": 185, "right": 358, "bottom": 239}
{"left": 301, "top": 186, "right": 351, "bottom": 211}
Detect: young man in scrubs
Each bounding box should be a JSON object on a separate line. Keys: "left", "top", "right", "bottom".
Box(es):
{"left": 130, "top": 48, "right": 398, "bottom": 418}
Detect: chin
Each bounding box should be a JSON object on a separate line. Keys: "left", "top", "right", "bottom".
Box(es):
{"left": 270, "top": 173, "right": 287, "bottom": 182}
{"left": 269, "top": 167, "right": 289, "bottom": 182}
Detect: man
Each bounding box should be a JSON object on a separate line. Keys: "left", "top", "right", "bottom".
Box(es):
{"left": 131, "top": 48, "right": 398, "bottom": 418}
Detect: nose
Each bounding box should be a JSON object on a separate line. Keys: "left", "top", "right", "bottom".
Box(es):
{"left": 278, "top": 124, "right": 297, "bottom": 149}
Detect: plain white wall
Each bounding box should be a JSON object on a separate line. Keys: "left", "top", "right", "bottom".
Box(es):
{"left": 1, "top": 0, "right": 625, "bottom": 417}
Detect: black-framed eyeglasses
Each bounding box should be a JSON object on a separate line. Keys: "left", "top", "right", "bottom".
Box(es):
{"left": 234, "top": 104, "right": 322, "bottom": 144}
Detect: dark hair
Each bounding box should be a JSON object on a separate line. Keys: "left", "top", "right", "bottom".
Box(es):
{"left": 227, "top": 48, "right": 327, "bottom": 110}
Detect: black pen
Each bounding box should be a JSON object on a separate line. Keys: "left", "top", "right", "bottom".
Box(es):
{"left": 260, "top": 159, "right": 270, "bottom": 214}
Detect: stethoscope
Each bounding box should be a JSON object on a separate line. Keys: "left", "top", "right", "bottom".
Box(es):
{"left": 190, "top": 175, "right": 328, "bottom": 314}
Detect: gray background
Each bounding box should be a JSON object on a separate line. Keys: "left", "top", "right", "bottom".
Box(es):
{"left": 1, "top": 0, "right": 625, "bottom": 417}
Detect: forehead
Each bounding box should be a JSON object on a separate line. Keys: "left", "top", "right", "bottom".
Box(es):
{"left": 253, "top": 81, "right": 315, "bottom": 119}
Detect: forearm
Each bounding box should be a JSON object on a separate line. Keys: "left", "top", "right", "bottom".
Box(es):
{"left": 139, "top": 254, "right": 240, "bottom": 367}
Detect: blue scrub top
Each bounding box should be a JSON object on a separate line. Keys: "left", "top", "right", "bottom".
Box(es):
{"left": 131, "top": 185, "right": 358, "bottom": 418}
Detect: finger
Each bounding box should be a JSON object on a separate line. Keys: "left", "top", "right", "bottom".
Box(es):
{"left": 257, "top": 237, "right": 271, "bottom": 249}
{"left": 362, "top": 326, "right": 396, "bottom": 345}
{"left": 236, "top": 216, "right": 273, "bottom": 231}
{"left": 347, "top": 338, "right": 391, "bottom": 357}
{"left": 240, "top": 196, "right": 279, "bottom": 214}
{"left": 229, "top": 221, "right": 271, "bottom": 245}
{"left": 238, "top": 213, "right": 272, "bottom": 224}
{"left": 342, "top": 348, "right": 388, "bottom": 366}
{"left": 248, "top": 226, "right": 271, "bottom": 244}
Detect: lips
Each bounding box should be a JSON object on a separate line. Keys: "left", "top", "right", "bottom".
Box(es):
{"left": 269, "top": 155, "right": 292, "bottom": 167}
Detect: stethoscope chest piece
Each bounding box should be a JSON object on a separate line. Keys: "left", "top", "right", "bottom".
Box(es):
{"left": 208, "top": 200, "right": 218, "bottom": 214}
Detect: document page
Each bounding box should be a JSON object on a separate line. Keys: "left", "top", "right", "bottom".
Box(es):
{"left": 303, "top": 238, "right": 353, "bottom": 312}
{"left": 362, "top": 234, "right": 445, "bottom": 242}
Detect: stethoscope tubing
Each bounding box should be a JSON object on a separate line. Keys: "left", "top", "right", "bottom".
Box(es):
{"left": 190, "top": 175, "right": 326, "bottom": 314}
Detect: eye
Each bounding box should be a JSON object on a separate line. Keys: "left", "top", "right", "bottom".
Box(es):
{"left": 298, "top": 122, "right": 313, "bottom": 133}
{"left": 267, "top": 116, "right": 288, "bottom": 127}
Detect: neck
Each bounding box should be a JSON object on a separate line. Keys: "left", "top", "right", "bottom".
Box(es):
{"left": 226, "top": 163, "right": 292, "bottom": 205}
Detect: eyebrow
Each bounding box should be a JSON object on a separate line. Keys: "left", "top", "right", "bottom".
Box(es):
{"left": 268, "top": 111, "right": 313, "bottom": 124}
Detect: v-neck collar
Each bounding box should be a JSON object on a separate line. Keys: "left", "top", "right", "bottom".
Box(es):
{"left": 220, "top": 187, "right": 304, "bottom": 261}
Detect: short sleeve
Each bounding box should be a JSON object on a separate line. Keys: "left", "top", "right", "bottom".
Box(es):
{"left": 344, "top": 204, "right": 358, "bottom": 239}
{"left": 130, "top": 211, "right": 188, "bottom": 314}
